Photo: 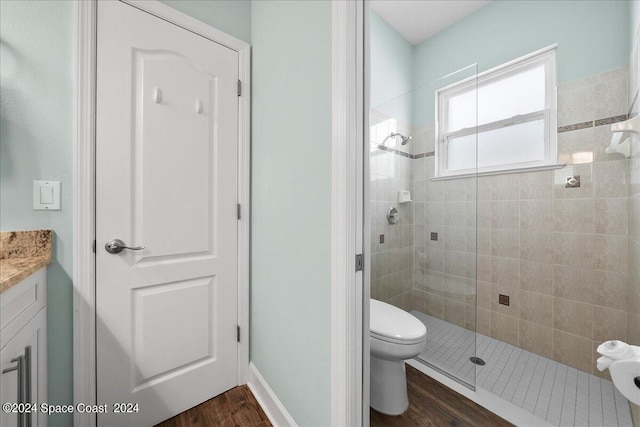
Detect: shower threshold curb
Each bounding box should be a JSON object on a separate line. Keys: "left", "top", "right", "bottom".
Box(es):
{"left": 406, "top": 358, "right": 554, "bottom": 427}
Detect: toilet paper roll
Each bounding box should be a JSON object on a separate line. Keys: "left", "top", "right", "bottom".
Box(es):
{"left": 597, "top": 340, "right": 635, "bottom": 360}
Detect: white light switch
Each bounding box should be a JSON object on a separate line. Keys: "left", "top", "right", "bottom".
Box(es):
{"left": 40, "top": 186, "right": 54, "bottom": 204}
{"left": 33, "top": 181, "right": 61, "bottom": 210}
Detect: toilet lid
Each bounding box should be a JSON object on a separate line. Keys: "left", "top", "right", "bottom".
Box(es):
{"left": 370, "top": 299, "right": 426, "bottom": 344}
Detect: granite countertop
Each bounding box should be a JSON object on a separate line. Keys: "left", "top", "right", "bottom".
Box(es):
{"left": 0, "top": 230, "right": 52, "bottom": 293}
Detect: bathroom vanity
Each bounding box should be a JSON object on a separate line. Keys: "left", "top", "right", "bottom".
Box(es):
{"left": 0, "top": 231, "right": 51, "bottom": 427}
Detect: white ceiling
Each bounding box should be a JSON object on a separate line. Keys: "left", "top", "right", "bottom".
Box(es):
{"left": 370, "top": 0, "right": 492, "bottom": 46}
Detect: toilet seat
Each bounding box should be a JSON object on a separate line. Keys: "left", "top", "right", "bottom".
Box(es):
{"left": 370, "top": 299, "right": 426, "bottom": 345}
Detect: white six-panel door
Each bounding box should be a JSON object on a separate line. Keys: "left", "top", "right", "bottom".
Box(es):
{"left": 96, "top": 2, "right": 239, "bottom": 425}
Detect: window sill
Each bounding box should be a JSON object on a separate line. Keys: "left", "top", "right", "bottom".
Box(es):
{"left": 432, "top": 163, "right": 566, "bottom": 181}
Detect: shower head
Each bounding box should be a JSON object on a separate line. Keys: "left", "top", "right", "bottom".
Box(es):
{"left": 382, "top": 132, "right": 412, "bottom": 146}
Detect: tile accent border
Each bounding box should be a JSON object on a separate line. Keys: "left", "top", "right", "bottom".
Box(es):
{"left": 377, "top": 144, "right": 434, "bottom": 159}
{"left": 558, "top": 114, "right": 628, "bottom": 133}
{"left": 378, "top": 114, "right": 628, "bottom": 159}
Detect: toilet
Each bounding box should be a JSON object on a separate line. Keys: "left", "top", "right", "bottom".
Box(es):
{"left": 370, "top": 299, "right": 427, "bottom": 415}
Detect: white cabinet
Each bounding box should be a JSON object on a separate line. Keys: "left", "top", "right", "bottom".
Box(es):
{"left": 0, "top": 268, "right": 47, "bottom": 427}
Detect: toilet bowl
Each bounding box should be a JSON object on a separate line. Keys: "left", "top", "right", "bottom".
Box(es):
{"left": 370, "top": 299, "right": 427, "bottom": 415}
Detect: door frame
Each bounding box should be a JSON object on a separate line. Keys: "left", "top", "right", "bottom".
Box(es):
{"left": 72, "top": 1, "right": 251, "bottom": 425}
{"left": 330, "top": 0, "right": 366, "bottom": 425}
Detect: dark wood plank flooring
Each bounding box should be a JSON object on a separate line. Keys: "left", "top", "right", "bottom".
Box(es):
{"left": 371, "top": 365, "right": 514, "bottom": 427}
{"left": 156, "top": 365, "right": 510, "bottom": 427}
{"left": 155, "top": 385, "right": 272, "bottom": 427}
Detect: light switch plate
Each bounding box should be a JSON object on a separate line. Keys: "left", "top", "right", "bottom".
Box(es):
{"left": 33, "top": 181, "right": 61, "bottom": 210}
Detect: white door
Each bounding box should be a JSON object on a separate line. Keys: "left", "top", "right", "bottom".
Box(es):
{"left": 96, "top": 2, "right": 239, "bottom": 426}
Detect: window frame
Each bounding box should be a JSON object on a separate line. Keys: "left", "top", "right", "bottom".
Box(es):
{"left": 435, "top": 45, "right": 560, "bottom": 179}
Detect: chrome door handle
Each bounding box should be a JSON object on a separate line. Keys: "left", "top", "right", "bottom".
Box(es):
{"left": 105, "top": 239, "right": 145, "bottom": 254}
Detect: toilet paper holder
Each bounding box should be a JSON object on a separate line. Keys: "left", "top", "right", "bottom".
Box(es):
{"left": 596, "top": 340, "right": 640, "bottom": 405}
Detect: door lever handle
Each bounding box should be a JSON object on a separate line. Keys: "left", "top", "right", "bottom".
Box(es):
{"left": 105, "top": 239, "right": 146, "bottom": 254}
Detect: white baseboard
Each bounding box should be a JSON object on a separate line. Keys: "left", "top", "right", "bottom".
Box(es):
{"left": 247, "top": 362, "right": 298, "bottom": 427}
{"left": 406, "top": 359, "right": 554, "bottom": 427}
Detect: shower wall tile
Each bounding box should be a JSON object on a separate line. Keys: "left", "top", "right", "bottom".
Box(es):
{"left": 423, "top": 291, "right": 444, "bottom": 318}
{"left": 593, "top": 270, "right": 628, "bottom": 311}
{"left": 491, "top": 229, "right": 520, "bottom": 258}
{"left": 519, "top": 320, "right": 553, "bottom": 359}
{"left": 552, "top": 232, "right": 594, "bottom": 269}
{"left": 520, "top": 260, "right": 553, "bottom": 295}
{"left": 520, "top": 231, "right": 554, "bottom": 263}
{"left": 520, "top": 200, "right": 553, "bottom": 231}
{"left": 491, "top": 201, "right": 519, "bottom": 229}
{"left": 553, "top": 330, "right": 592, "bottom": 373}
{"left": 519, "top": 170, "right": 553, "bottom": 200}
{"left": 557, "top": 127, "right": 595, "bottom": 165}
{"left": 553, "top": 298, "right": 594, "bottom": 339}
{"left": 443, "top": 226, "right": 466, "bottom": 252}
{"left": 593, "top": 160, "right": 628, "bottom": 198}
{"left": 491, "top": 312, "right": 519, "bottom": 346}
{"left": 594, "top": 67, "right": 628, "bottom": 119}
{"left": 520, "top": 291, "right": 552, "bottom": 327}
{"left": 490, "top": 174, "right": 520, "bottom": 201}
{"left": 477, "top": 227, "right": 491, "bottom": 255}
{"left": 552, "top": 265, "right": 594, "bottom": 304}
{"left": 425, "top": 201, "right": 445, "bottom": 226}
{"left": 593, "top": 305, "right": 627, "bottom": 342}
{"left": 478, "top": 176, "right": 491, "bottom": 200}
{"left": 477, "top": 201, "right": 492, "bottom": 228}
{"left": 557, "top": 83, "right": 596, "bottom": 127}
{"left": 444, "top": 298, "right": 466, "bottom": 328}
{"left": 552, "top": 199, "right": 594, "bottom": 233}
{"left": 477, "top": 308, "right": 491, "bottom": 336}
{"left": 477, "top": 280, "right": 492, "bottom": 310}
{"left": 593, "top": 234, "right": 628, "bottom": 273}
{"left": 490, "top": 256, "right": 519, "bottom": 287}
{"left": 464, "top": 303, "right": 476, "bottom": 331}
{"left": 593, "top": 198, "right": 628, "bottom": 235}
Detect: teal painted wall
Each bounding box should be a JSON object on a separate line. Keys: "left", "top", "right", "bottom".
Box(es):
{"left": 370, "top": 10, "right": 414, "bottom": 123}
{"left": 159, "top": 0, "right": 251, "bottom": 43}
{"left": 250, "top": 1, "right": 332, "bottom": 425}
{"left": 0, "top": 2, "right": 74, "bottom": 425}
{"left": 410, "top": 0, "right": 631, "bottom": 125}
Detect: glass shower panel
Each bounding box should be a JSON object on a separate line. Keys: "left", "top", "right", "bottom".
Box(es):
{"left": 369, "top": 64, "right": 479, "bottom": 389}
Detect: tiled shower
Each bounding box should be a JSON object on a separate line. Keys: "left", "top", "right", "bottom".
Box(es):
{"left": 370, "top": 66, "right": 636, "bottom": 426}
{"left": 369, "top": 2, "right": 639, "bottom": 425}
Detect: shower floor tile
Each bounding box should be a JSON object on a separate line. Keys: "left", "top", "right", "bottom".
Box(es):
{"left": 410, "top": 311, "right": 633, "bottom": 427}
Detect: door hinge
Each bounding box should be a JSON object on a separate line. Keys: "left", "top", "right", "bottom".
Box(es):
{"left": 237, "top": 203, "right": 241, "bottom": 220}
{"left": 237, "top": 80, "right": 242, "bottom": 97}
{"left": 355, "top": 254, "right": 364, "bottom": 271}
{"left": 92, "top": 240, "right": 96, "bottom": 254}
{"left": 237, "top": 325, "right": 241, "bottom": 342}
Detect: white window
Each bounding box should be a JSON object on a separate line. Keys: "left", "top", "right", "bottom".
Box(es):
{"left": 436, "top": 46, "right": 559, "bottom": 178}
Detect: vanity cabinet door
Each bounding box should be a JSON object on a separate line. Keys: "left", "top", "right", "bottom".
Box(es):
{"left": 0, "top": 309, "right": 47, "bottom": 427}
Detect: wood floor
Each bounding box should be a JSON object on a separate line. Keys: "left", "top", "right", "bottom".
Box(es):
{"left": 371, "top": 365, "right": 514, "bottom": 427}
{"left": 155, "top": 385, "right": 271, "bottom": 427}
{"left": 155, "top": 365, "right": 510, "bottom": 427}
